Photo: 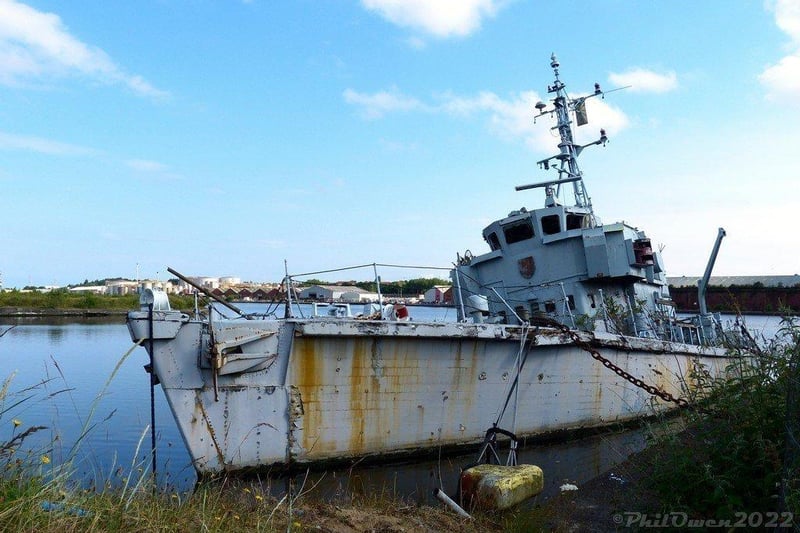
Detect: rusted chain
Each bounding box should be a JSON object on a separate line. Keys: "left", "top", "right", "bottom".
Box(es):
{"left": 538, "top": 318, "right": 692, "bottom": 409}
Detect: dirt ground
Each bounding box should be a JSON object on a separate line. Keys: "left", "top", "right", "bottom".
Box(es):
{"left": 280, "top": 500, "right": 492, "bottom": 532}
{"left": 280, "top": 447, "right": 659, "bottom": 533}
{"left": 527, "top": 446, "right": 662, "bottom": 532}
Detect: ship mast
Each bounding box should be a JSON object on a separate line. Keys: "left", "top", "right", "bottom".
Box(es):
{"left": 523, "top": 54, "right": 608, "bottom": 218}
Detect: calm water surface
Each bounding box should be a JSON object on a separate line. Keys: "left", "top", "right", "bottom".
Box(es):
{"left": 0, "top": 309, "right": 787, "bottom": 497}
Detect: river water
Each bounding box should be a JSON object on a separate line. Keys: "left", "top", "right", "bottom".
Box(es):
{"left": 0, "top": 308, "right": 787, "bottom": 499}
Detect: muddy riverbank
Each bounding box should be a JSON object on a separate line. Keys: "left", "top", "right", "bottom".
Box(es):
{"left": 0, "top": 307, "right": 127, "bottom": 318}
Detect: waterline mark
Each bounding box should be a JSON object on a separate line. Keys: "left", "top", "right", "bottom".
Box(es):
{"left": 613, "top": 511, "right": 794, "bottom": 529}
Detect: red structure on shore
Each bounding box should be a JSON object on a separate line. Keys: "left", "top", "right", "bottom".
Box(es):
{"left": 670, "top": 286, "right": 800, "bottom": 314}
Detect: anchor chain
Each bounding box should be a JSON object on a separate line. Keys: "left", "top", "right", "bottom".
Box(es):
{"left": 541, "top": 318, "right": 691, "bottom": 409}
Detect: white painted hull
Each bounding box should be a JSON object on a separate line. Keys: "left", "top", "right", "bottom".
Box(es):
{"left": 128, "top": 311, "right": 732, "bottom": 474}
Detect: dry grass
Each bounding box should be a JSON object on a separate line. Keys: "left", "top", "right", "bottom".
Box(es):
{"left": 0, "top": 474, "right": 500, "bottom": 533}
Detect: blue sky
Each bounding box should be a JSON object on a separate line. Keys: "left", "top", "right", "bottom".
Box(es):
{"left": 1, "top": 0, "right": 798, "bottom": 288}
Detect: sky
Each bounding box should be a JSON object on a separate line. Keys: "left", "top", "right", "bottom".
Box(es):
{"left": 1, "top": 0, "right": 799, "bottom": 288}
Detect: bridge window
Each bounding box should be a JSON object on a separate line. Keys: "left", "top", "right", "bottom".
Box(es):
{"left": 541, "top": 215, "right": 561, "bottom": 235}
{"left": 486, "top": 232, "right": 501, "bottom": 250}
{"left": 632, "top": 239, "right": 655, "bottom": 266}
{"left": 566, "top": 214, "right": 585, "bottom": 230}
{"left": 503, "top": 220, "right": 534, "bottom": 244}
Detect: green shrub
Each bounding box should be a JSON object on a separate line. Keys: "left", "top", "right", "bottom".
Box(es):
{"left": 646, "top": 317, "right": 800, "bottom": 519}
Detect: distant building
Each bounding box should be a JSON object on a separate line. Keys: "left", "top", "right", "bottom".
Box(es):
{"left": 669, "top": 275, "right": 800, "bottom": 313}
{"left": 106, "top": 280, "right": 139, "bottom": 295}
{"left": 298, "top": 285, "right": 368, "bottom": 301}
{"left": 223, "top": 288, "right": 239, "bottom": 300}
{"left": 340, "top": 290, "right": 380, "bottom": 303}
{"left": 252, "top": 288, "right": 280, "bottom": 300}
{"left": 423, "top": 285, "right": 451, "bottom": 304}
{"left": 138, "top": 279, "right": 178, "bottom": 294}
{"left": 187, "top": 277, "right": 220, "bottom": 290}
{"left": 69, "top": 285, "right": 106, "bottom": 295}
{"left": 668, "top": 275, "right": 800, "bottom": 288}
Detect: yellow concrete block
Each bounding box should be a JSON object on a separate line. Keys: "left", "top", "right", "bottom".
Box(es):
{"left": 460, "top": 464, "right": 544, "bottom": 511}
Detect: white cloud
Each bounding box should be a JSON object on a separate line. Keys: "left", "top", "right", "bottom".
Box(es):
{"left": 760, "top": 0, "right": 800, "bottom": 100}
{"left": 440, "top": 90, "right": 550, "bottom": 149}
{"left": 0, "top": 130, "right": 94, "bottom": 155}
{"left": 0, "top": 0, "right": 168, "bottom": 99}
{"left": 760, "top": 54, "right": 800, "bottom": 95}
{"left": 343, "top": 87, "right": 629, "bottom": 153}
{"left": 608, "top": 68, "right": 678, "bottom": 93}
{"left": 772, "top": 0, "right": 800, "bottom": 40}
{"left": 125, "top": 158, "right": 183, "bottom": 180}
{"left": 440, "top": 90, "right": 628, "bottom": 152}
{"left": 343, "top": 87, "right": 427, "bottom": 119}
{"left": 361, "top": 0, "right": 501, "bottom": 38}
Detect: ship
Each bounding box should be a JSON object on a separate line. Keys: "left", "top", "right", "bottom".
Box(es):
{"left": 128, "top": 54, "right": 739, "bottom": 475}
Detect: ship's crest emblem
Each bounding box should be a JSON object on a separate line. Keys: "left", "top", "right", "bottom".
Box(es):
{"left": 518, "top": 256, "right": 535, "bottom": 279}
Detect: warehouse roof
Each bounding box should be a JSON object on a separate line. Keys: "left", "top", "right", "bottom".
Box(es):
{"left": 667, "top": 275, "right": 800, "bottom": 288}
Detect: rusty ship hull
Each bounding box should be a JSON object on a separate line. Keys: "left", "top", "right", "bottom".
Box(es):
{"left": 128, "top": 311, "right": 730, "bottom": 474}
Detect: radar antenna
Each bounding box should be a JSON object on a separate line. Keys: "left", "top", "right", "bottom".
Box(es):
{"left": 523, "top": 54, "right": 610, "bottom": 218}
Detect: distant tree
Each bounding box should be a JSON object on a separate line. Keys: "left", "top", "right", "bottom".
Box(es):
{"left": 403, "top": 277, "right": 450, "bottom": 295}
{"left": 44, "top": 288, "right": 68, "bottom": 309}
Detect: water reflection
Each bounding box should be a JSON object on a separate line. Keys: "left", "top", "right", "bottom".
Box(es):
{"left": 280, "top": 427, "right": 647, "bottom": 506}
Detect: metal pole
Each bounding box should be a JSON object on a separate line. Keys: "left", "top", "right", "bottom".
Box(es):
{"left": 510, "top": 327, "right": 528, "bottom": 447}
{"left": 433, "top": 488, "right": 472, "bottom": 519}
{"left": 559, "top": 282, "right": 575, "bottom": 328}
{"left": 599, "top": 289, "right": 608, "bottom": 332}
{"left": 698, "top": 228, "right": 726, "bottom": 316}
{"left": 147, "top": 303, "right": 157, "bottom": 484}
{"left": 490, "top": 287, "right": 524, "bottom": 324}
{"left": 453, "top": 268, "right": 466, "bottom": 321}
{"left": 373, "top": 264, "right": 383, "bottom": 306}
{"left": 285, "top": 259, "right": 293, "bottom": 318}
{"left": 626, "top": 294, "right": 638, "bottom": 336}
{"left": 167, "top": 267, "right": 248, "bottom": 318}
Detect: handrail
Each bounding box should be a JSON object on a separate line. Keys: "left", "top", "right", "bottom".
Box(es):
{"left": 289, "top": 262, "right": 449, "bottom": 279}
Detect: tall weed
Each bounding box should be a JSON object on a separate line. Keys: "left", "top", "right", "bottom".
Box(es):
{"left": 646, "top": 317, "right": 800, "bottom": 518}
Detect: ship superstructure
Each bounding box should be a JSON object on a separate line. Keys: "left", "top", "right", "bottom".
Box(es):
{"left": 452, "top": 54, "right": 693, "bottom": 342}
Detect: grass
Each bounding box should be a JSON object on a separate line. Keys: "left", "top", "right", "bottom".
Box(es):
{"left": 0, "top": 478, "right": 499, "bottom": 532}
{"left": 0, "top": 458, "right": 492, "bottom": 532}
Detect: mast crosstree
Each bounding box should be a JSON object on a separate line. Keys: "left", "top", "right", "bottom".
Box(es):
{"left": 519, "top": 53, "right": 610, "bottom": 220}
